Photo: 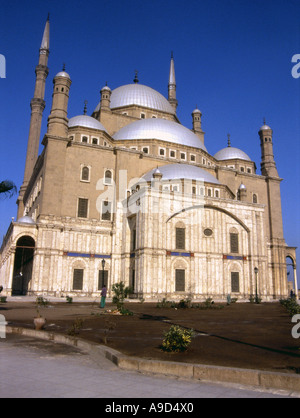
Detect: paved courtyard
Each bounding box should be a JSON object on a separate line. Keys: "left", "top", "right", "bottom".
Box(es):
{"left": 0, "top": 334, "right": 298, "bottom": 399}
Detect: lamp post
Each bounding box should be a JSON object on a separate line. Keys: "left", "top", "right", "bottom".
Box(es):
{"left": 254, "top": 267, "right": 259, "bottom": 303}
{"left": 101, "top": 258, "right": 106, "bottom": 288}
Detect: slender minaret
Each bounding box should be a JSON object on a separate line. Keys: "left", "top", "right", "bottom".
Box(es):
{"left": 168, "top": 52, "right": 178, "bottom": 112}
{"left": 17, "top": 16, "right": 50, "bottom": 218}
{"left": 47, "top": 65, "right": 72, "bottom": 137}
{"left": 259, "top": 119, "right": 279, "bottom": 178}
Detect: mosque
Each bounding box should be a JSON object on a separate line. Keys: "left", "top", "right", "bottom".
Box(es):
{"left": 0, "top": 17, "right": 297, "bottom": 300}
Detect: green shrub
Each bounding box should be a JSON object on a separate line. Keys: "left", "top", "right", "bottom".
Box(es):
{"left": 0, "top": 296, "right": 7, "bottom": 303}
{"left": 66, "top": 296, "right": 73, "bottom": 304}
{"left": 280, "top": 298, "right": 300, "bottom": 316}
{"left": 118, "top": 306, "right": 133, "bottom": 316}
{"left": 161, "top": 325, "right": 194, "bottom": 352}
{"left": 112, "top": 282, "right": 132, "bottom": 310}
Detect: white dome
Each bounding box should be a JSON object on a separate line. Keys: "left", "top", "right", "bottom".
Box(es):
{"left": 68, "top": 115, "right": 107, "bottom": 132}
{"left": 214, "top": 147, "right": 251, "bottom": 162}
{"left": 17, "top": 216, "right": 35, "bottom": 224}
{"left": 259, "top": 124, "right": 272, "bottom": 131}
{"left": 94, "top": 84, "right": 175, "bottom": 114}
{"left": 113, "top": 118, "right": 207, "bottom": 151}
{"left": 142, "top": 163, "right": 220, "bottom": 184}
{"left": 55, "top": 71, "right": 71, "bottom": 79}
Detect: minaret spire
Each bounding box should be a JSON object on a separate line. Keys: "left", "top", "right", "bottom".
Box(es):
{"left": 168, "top": 52, "right": 178, "bottom": 112}
{"left": 17, "top": 16, "right": 50, "bottom": 218}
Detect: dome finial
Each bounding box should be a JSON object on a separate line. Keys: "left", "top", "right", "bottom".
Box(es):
{"left": 83, "top": 100, "right": 88, "bottom": 115}
{"left": 62, "top": 63, "right": 66, "bottom": 71}
{"left": 227, "top": 133, "right": 231, "bottom": 147}
{"left": 133, "top": 70, "right": 139, "bottom": 84}
{"left": 263, "top": 117, "right": 266, "bottom": 125}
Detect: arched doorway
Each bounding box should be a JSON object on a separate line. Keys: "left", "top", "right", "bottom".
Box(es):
{"left": 12, "top": 236, "right": 35, "bottom": 296}
{"left": 286, "top": 256, "right": 298, "bottom": 298}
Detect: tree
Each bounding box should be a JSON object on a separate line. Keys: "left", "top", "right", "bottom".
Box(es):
{"left": 0, "top": 180, "right": 17, "bottom": 199}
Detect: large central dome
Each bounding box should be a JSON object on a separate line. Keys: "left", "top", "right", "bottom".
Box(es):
{"left": 94, "top": 84, "right": 175, "bottom": 114}
{"left": 113, "top": 118, "right": 208, "bottom": 151}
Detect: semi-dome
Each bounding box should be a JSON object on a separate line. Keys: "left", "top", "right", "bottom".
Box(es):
{"left": 68, "top": 115, "right": 107, "bottom": 132}
{"left": 94, "top": 84, "right": 175, "bottom": 114}
{"left": 17, "top": 216, "right": 35, "bottom": 224}
{"left": 142, "top": 163, "right": 220, "bottom": 184}
{"left": 214, "top": 146, "right": 251, "bottom": 162}
{"left": 113, "top": 118, "right": 208, "bottom": 151}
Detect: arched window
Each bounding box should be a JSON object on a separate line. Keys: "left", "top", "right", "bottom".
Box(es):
{"left": 104, "top": 170, "right": 112, "bottom": 184}
{"left": 81, "top": 166, "right": 89, "bottom": 181}
{"left": 253, "top": 194, "right": 258, "bottom": 204}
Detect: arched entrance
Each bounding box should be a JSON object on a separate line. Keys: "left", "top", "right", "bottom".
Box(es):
{"left": 286, "top": 256, "right": 298, "bottom": 298}
{"left": 12, "top": 236, "right": 35, "bottom": 296}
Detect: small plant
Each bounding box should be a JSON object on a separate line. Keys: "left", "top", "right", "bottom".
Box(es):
{"left": 118, "top": 306, "right": 133, "bottom": 316}
{"left": 161, "top": 325, "right": 194, "bottom": 353}
{"left": 67, "top": 318, "right": 85, "bottom": 336}
{"left": 35, "top": 296, "right": 49, "bottom": 317}
{"left": 103, "top": 319, "right": 116, "bottom": 345}
{"left": 111, "top": 282, "right": 132, "bottom": 311}
{"left": 177, "top": 299, "right": 191, "bottom": 309}
{"left": 0, "top": 296, "right": 7, "bottom": 303}
{"left": 156, "top": 298, "right": 172, "bottom": 308}
{"left": 66, "top": 296, "right": 73, "bottom": 304}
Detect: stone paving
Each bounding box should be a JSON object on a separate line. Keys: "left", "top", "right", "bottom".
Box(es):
{"left": 0, "top": 334, "right": 298, "bottom": 399}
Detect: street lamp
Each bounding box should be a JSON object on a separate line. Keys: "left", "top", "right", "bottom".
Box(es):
{"left": 101, "top": 259, "right": 106, "bottom": 288}
{"left": 254, "top": 267, "right": 259, "bottom": 303}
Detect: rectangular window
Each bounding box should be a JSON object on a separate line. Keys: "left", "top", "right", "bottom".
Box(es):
{"left": 130, "top": 269, "right": 135, "bottom": 292}
{"left": 170, "top": 150, "right": 176, "bottom": 158}
{"left": 98, "top": 270, "right": 108, "bottom": 290}
{"left": 78, "top": 198, "right": 88, "bottom": 218}
{"left": 101, "top": 200, "right": 112, "bottom": 221}
{"left": 176, "top": 227, "right": 185, "bottom": 250}
{"left": 131, "top": 229, "right": 137, "bottom": 251}
{"left": 230, "top": 233, "right": 239, "bottom": 253}
{"left": 231, "top": 272, "right": 240, "bottom": 293}
{"left": 73, "top": 269, "right": 84, "bottom": 290}
{"left": 175, "top": 269, "right": 185, "bottom": 292}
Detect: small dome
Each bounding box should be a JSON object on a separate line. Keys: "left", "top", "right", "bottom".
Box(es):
{"left": 55, "top": 71, "right": 71, "bottom": 79}
{"left": 192, "top": 108, "right": 202, "bottom": 114}
{"left": 101, "top": 85, "right": 111, "bottom": 92}
{"left": 259, "top": 124, "right": 271, "bottom": 131}
{"left": 239, "top": 183, "right": 247, "bottom": 190}
{"left": 68, "top": 115, "right": 108, "bottom": 132}
{"left": 113, "top": 118, "right": 207, "bottom": 151}
{"left": 214, "top": 147, "right": 251, "bottom": 162}
{"left": 94, "top": 84, "right": 175, "bottom": 114}
{"left": 142, "top": 163, "right": 220, "bottom": 184}
{"left": 17, "top": 216, "right": 35, "bottom": 225}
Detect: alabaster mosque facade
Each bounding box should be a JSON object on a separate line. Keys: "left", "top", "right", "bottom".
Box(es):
{"left": 0, "top": 18, "right": 297, "bottom": 300}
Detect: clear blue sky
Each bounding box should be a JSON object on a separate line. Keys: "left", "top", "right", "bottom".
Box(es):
{"left": 0, "top": 0, "right": 299, "bottom": 279}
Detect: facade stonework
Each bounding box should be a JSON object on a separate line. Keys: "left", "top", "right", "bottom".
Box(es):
{"left": 0, "top": 19, "right": 297, "bottom": 301}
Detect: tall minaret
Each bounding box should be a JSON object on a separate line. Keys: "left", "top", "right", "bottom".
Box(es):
{"left": 259, "top": 119, "right": 279, "bottom": 178}
{"left": 17, "top": 16, "right": 50, "bottom": 218}
{"left": 168, "top": 52, "right": 178, "bottom": 112}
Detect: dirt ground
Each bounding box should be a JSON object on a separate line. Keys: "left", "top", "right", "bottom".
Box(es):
{"left": 1, "top": 300, "right": 300, "bottom": 374}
